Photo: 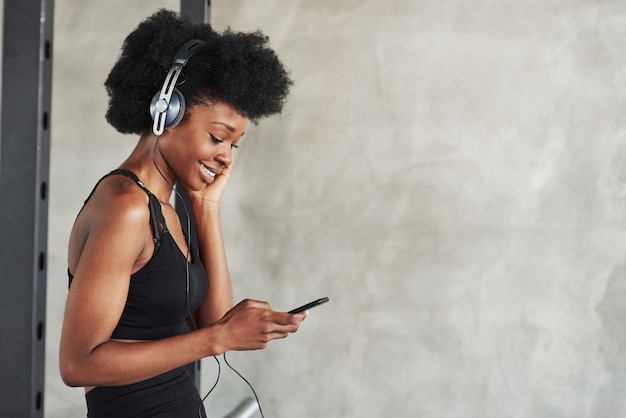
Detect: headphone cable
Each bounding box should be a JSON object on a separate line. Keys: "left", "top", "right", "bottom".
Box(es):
{"left": 223, "top": 352, "right": 265, "bottom": 418}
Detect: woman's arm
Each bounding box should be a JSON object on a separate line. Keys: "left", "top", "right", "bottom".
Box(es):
{"left": 190, "top": 198, "right": 235, "bottom": 326}
{"left": 183, "top": 156, "right": 236, "bottom": 327}
{"left": 59, "top": 187, "right": 219, "bottom": 387}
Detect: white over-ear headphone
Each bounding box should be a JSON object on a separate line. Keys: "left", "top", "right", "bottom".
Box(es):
{"left": 149, "top": 39, "right": 206, "bottom": 136}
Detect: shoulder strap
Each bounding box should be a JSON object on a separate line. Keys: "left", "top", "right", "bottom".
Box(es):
{"left": 82, "top": 169, "right": 167, "bottom": 250}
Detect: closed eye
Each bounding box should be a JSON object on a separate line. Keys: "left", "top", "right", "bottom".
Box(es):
{"left": 210, "top": 133, "right": 239, "bottom": 150}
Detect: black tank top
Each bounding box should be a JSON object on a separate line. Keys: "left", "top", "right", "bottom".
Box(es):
{"left": 68, "top": 169, "right": 208, "bottom": 340}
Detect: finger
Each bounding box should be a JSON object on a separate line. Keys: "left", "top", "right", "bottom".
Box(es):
{"left": 217, "top": 162, "right": 232, "bottom": 180}
{"left": 264, "top": 330, "right": 290, "bottom": 341}
{"left": 273, "top": 311, "right": 306, "bottom": 326}
{"left": 238, "top": 299, "right": 271, "bottom": 310}
{"left": 268, "top": 317, "right": 303, "bottom": 334}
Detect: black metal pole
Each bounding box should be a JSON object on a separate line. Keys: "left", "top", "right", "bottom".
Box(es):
{"left": 181, "top": 0, "right": 211, "bottom": 24}
{"left": 0, "top": 0, "right": 54, "bottom": 416}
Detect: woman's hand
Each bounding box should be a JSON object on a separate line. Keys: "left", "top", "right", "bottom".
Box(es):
{"left": 214, "top": 299, "right": 307, "bottom": 351}
{"left": 183, "top": 162, "right": 232, "bottom": 206}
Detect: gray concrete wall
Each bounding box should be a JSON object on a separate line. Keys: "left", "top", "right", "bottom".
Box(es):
{"left": 46, "top": 1, "right": 626, "bottom": 417}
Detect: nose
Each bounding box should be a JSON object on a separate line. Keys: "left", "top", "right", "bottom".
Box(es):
{"left": 215, "top": 144, "right": 233, "bottom": 168}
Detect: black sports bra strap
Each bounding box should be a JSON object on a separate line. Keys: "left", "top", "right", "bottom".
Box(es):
{"left": 83, "top": 169, "right": 168, "bottom": 250}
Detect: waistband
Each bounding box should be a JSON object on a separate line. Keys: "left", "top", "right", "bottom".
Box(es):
{"left": 85, "top": 366, "right": 187, "bottom": 416}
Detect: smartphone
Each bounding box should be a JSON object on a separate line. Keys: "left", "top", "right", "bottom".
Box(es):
{"left": 288, "top": 297, "right": 329, "bottom": 313}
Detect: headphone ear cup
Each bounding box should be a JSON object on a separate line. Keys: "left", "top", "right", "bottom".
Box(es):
{"left": 166, "top": 89, "right": 186, "bottom": 129}
{"left": 149, "top": 88, "right": 186, "bottom": 130}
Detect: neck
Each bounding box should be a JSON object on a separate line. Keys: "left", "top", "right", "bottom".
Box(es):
{"left": 118, "top": 133, "right": 177, "bottom": 204}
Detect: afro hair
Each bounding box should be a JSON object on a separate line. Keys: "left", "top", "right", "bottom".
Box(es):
{"left": 104, "top": 9, "right": 293, "bottom": 134}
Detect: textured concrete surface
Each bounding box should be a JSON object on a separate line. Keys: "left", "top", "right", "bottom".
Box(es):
{"left": 46, "top": 1, "right": 626, "bottom": 417}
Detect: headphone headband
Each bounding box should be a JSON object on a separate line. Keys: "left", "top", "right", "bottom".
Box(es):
{"left": 151, "top": 39, "right": 206, "bottom": 136}
{"left": 172, "top": 39, "right": 206, "bottom": 65}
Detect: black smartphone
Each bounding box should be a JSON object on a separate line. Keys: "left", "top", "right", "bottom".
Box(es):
{"left": 288, "top": 297, "right": 330, "bottom": 313}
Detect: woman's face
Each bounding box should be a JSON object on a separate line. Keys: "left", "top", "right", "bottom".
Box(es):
{"left": 161, "top": 100, "right": 247, "bottom": 191}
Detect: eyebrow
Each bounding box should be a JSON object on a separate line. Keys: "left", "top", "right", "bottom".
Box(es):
{"left": 212, "top": 121, "right": 234, "bottom": 132}
{"left": 212, "top": 121, "right": 233, "bottom": 131}
{"left": 212, "top": 121, "right": 245, "bottom": 137}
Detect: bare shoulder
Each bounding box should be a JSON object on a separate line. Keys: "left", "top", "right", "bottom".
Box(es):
{"left": 69, "top": 174, "right": 152, "bottom": 273}
{"left": 88, "top": 174, "right": 150, "bottom": 224}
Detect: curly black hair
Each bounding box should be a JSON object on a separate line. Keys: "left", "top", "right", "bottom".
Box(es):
{"left": 104, "top": 9, "right": 293, "bottom": 134}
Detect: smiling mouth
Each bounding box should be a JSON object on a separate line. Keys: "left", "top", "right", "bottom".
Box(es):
{"left": 200, "top": 163, "right": 217, "bottom": 177}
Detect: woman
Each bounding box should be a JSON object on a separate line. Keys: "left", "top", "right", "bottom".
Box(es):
{"left": 59, "top": 9, "right": 306, "bottom": 417}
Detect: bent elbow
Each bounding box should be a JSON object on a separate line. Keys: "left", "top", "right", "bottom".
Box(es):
{"left": 59, "top": 358, "right": 85, "bottom": 387}
{"left": 59, "top": 367, "right": 78, "bottom": 387}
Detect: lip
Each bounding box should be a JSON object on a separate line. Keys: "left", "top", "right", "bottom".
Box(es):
{"left": 199, "top": 162, "right": 220, "bottom": 183}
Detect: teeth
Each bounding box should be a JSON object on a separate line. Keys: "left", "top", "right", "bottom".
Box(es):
{"left": 201, "top": 164, "right": 216, "bottom": 177}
